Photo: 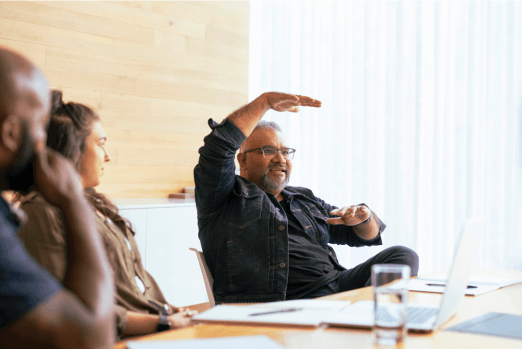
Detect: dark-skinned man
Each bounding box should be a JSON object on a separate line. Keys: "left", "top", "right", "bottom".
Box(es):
{"left": 0, "top": 47, "right": 114, "bottom": 348}
{"left": 194, "top": 92, "right": 419, "bottom": 303}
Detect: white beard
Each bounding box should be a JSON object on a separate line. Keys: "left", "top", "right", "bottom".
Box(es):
{"left": 260, "top": 171, "right": 289, "bottom": 192}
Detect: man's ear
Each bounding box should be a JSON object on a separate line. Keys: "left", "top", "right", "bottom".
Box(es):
{"left": 237, "top": 152, "right": 247, "bottom": 172}
{"left": 0, "top": 115, "right": 23, "bottom": 152}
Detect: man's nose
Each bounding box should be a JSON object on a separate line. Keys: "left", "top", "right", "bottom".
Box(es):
{"left": 272, "top": 150, "right": 286, "bottom": 163}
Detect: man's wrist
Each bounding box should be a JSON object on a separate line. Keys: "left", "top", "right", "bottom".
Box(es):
{"left": 356, "top": 210, "right": 372, "bottom": 225}
{"left": 57, "top": 192, "right": 89, "bottom": 214}
{"left": 50, "top": 184, "right": 84, "bottom": 208}
{"left": 259, "top": 93, "right": 272, "bottom": 112}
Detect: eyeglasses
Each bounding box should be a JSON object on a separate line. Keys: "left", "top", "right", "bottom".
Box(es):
{"left": 243, "top": 146, "right": 296, "bottom": 160}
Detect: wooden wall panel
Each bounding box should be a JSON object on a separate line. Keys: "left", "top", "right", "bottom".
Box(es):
{"left": 0, "top": 1, "right": 249, "bottom": 199}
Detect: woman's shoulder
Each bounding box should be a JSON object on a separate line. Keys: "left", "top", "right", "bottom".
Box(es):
{"left": 17, "top": 192, "right": 66, "bottom": 245}
{"left": 20, "top": 192, "right": 53, "bottom": 206}
{"left": 19, "top": 192, "right": 63, "bottom": 221}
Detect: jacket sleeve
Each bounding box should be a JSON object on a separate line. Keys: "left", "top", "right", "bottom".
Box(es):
{"left": 314, "top": 196, "right": 385, "bottom": 247}
{"left": 194, "top": 118, "right": 247, "bottom": 217}
{"left": 17, "top": 197, "right": 67, "bottom": 281}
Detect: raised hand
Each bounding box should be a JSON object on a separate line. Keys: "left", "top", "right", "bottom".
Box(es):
{"left": 226, "top": 92, "right": 321, "bottom": 138}
{"left": 265, "top": 92, "right": 321, "bottom": 113}
{"left": 327, "top": 205, "right": 371, "bottom": 226}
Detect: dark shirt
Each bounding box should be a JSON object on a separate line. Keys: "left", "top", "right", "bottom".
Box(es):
{"left": 277, "top": 198, "right": 342, "bottom": 299}
{"left": 0, "top": 194, "right": 61, "bottom": 329}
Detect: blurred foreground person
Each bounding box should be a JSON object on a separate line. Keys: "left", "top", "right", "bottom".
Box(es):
{"left": 0, "top": 48, "right": 114, "bottom": 348}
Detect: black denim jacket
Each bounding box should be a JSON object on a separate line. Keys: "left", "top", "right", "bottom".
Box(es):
{"left": 194, "top": 119, "right": 385, "bottom": 303}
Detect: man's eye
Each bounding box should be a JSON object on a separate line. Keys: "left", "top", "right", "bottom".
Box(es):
{"left": 281, "top": 150, "right": 290, "bottom": 156}
{"left": 264, "top": 148, "right": 277, "bottom": 155}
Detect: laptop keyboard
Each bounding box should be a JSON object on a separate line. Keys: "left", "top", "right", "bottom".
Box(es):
{"left": 378, "top": 306, "right": 438, "bottom": 325}
{"left": 407, "top": 307, "right": 438, "bottom": 325}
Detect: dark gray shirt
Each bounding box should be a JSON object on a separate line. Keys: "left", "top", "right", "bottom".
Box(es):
{"left": 277, "top": 197, "right": 342, "bottom": 299}
{"left": 0, "top": 194, "right": 61, "bottom": 329}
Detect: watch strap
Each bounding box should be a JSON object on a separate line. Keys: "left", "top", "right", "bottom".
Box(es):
{"left": 157, "top": 313, "right": 171, "bottom": 332}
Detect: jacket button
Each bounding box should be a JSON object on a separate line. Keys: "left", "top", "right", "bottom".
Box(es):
{"left": 279, "top": 262, "right": 286, "bottom": 268}
{"left": 278, "top": 225, "right": 285, "bottom": 231}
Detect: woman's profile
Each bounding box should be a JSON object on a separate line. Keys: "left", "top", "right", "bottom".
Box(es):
{"left": 17, "top": 90, "right": 195, "bottom": 338}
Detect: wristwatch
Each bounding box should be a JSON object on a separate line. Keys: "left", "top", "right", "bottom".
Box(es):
{"left": 157, "top": 313, "right": 171, "bottom": 332}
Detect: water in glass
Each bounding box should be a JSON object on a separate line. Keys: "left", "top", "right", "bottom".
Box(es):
{"left": 373, "top": 286, "right": 408, "bottom": 346}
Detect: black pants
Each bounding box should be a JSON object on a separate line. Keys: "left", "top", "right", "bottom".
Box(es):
{"left": 300, "top": 246, "right": 419, "bottom": 298}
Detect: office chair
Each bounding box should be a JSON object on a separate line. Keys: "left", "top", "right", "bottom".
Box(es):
{"left": 189, "top": 248, "right": 216, "bottom": 308}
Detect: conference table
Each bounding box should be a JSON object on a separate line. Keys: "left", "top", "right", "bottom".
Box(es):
{"left": 114, "top": 268, "right": 522, "bottom": 348}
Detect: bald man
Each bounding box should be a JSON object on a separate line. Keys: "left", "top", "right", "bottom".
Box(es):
{"left": 194, "top": 92, "right": 419, "bottom": 304}
{"left": 0, "top": 47, "right": 114, "bottom": 348}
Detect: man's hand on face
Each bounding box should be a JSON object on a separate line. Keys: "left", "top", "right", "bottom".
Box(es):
{"left": 327, "top": 205, "right": 371, "bottom": 226}
{"left": 33, "top": 143, "right": 84, "bottom": 209}
{"left": 264, "top": 92, "right": 322, "bottom": 113}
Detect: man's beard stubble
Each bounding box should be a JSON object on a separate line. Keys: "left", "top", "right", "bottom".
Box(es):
{"left": 260, "top": 170, "right": 290, "bottom": 193}
{"left": 3, "top": 125, "right": 35, "bottom": 192}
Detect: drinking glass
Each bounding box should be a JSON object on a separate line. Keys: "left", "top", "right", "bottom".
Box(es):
{"left": 372, "top": 264, "right": 410, "bottom": 347}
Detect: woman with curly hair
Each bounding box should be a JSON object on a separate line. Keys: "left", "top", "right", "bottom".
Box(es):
{"left": 17, "top": 90, "right": 194, "bottom": 339}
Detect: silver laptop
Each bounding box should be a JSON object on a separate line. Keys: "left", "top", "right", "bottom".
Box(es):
{"left": 323, "top": 217, "right": 484, "bottom": 332}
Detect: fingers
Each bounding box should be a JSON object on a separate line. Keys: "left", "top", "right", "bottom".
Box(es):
{"left": 329, "top": 208, "right": 342, "bottom": 216}
{"left": 295, "top": 95, "right": 322, "bottom": 107}
{"left": 32, "top": 144, "right": 49, "bottom": 174}
{"left": 178, "top": 308, "right": 197, "bottom": 317}
{"left": 266, "top": 92, "right": 321, "bottom": 112}
{"left": 357, "top": 205, "right": 369, "bottom": 216}
{"left": 330, "top": 206, "right": 356, "bottom": 217}
{"left": 328, "top": 205, "right": 368, "bottom": 226}
{"left": 327, "top": 217, "right": 345, "bottom": 225}
{"left": 184, "top": 309, "right": 197, "bottom": 317}
{"left": 327, "top": 216, "right": 365, "bottom": 226}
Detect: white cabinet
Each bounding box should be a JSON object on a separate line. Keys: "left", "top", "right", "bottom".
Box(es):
{"left": 115, "top": 199, "right": 207, "bottom": 307}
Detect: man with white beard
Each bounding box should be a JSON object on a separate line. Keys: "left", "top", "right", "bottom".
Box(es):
{"left": 194, "top": 92, "right": 418, "bottom": 304}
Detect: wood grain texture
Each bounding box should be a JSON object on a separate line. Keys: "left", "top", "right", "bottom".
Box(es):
{"left": 0, "top": 1, "right": 249, "bottom": 199}
{"left": 113, "top": 269, "right": 522, "bottom": 349}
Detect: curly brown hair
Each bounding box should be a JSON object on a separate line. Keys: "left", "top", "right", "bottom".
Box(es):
{"left": 46, "top": 90, "right": 131, "bottom": 230}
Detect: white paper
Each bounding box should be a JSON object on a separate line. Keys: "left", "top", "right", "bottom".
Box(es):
{"left": 192, "top": 299, "right": 351, "bottom": 327}
{"left": 409, "top": 274, "right": 522, "bottom": 296}
{"left": 126, "top": 335, "right": 286, "bottom": 349}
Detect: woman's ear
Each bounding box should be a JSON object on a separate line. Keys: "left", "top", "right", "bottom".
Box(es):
{"left": 0, "top": 114, "right": 23, "bottom": 152}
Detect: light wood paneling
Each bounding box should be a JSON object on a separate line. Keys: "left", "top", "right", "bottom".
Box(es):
{"left": 0, "top": 1, "right": 249, "bottom": 198}
{"left": 0, "top": 38, "right": 46, "bottom": 67}
{"left": 0, "top": 1, "right": 155, "bottom": 44}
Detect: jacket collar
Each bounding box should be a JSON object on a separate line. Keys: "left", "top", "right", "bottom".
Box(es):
{"left": 233, "top": 176, "right": 266, "bottom": 198}
{"left": 233, "top": 177, "right": 308, "bottom": 202}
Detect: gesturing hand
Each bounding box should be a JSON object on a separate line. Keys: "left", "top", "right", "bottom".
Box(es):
{"left": 264, "top": 92, "right": 321, "bottom": 113}
{"left": 327, "top": 205, "right": 371, "bottom": 226}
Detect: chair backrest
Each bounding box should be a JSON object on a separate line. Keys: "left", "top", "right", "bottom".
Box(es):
{"left": 189, "top": 248, "right": 215, "bottom": 308}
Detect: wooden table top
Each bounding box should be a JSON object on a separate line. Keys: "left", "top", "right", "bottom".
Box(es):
{"left": 114, "top": 268, "right": 522, "bottom": 349}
